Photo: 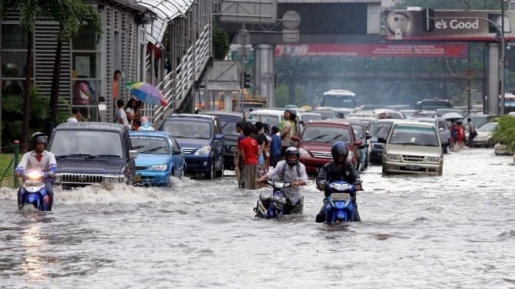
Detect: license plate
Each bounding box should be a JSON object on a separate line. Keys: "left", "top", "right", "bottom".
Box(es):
{"left": 405, "top": 165, "right": 420, "bottom": 171}
{"left": 331, "top": 193, "right": 350, "bottom": 201}
{"left": 134, "top": 175, "right": 141, "bottom": 182}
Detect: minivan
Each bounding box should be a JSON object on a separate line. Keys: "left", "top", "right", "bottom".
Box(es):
{"left": 159, "top": 114, "right": 224, "bottom": 179}
{"left": 379, "top": 121, "right": 443, "bottom": 176}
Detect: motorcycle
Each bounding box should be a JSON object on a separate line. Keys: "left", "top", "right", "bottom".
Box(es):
{"left": 18, "top": 170, "right": 53, "bottom": 211}
{"left": 324, "top": 181, "right": 358, "bottom": 223}
{"left": 254, "top": 180, "right": 291, "bottom": 219}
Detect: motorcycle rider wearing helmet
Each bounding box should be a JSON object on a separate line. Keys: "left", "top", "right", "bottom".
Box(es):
{"left": 256, "top": 147, "right": 308, "bottom": 214}
{"left": 14, "top": 132, "right": 57, "bottom": 210}
{"left": 315, "top": 141, "right": 362, "bottom": 222}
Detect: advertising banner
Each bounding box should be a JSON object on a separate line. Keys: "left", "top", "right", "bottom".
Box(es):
{"left": 275, "top": 43, "right": 467, "bottom": 58}
{"left": 384, "top": 10, "right": 515, "bottom": 41}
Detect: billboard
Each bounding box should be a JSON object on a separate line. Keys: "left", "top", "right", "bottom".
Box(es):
{"left": 275, "top": 44, "right": 467, "bottom": 58}
{"left": 384, "top": 10, "right": 515, "bottom": 41}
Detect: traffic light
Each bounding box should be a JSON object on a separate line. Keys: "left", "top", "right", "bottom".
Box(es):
{"left": 243, "top": 72, "right": 251, "bottom": 88}
{"left": 422, "top": 8, "right": 435, "bottom": 32}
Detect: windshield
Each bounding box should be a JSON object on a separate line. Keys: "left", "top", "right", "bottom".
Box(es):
{"left": 301, "top": 126, "right": 352, "bottom": 143}
{"left": 130, "top": 136, "right": 170, "bottom": 154}
{"left": 389, "top": 125, "right": 438, "bottom": 146}
{"left": 478, "top": 122, "right": 498, "bottom": 132}
{"left": 220, "top": 118, "right": 240, "bottom": 136}
{"left": 161, "top": 120, "right": 212, "bottom": 139}
{"left": 50, "top": 130, "right": 123, "bottom": 158}
{"left": 321, "top": 95, "right": 357, "bottom": 108}
{"left": 247, "top": 114, "right": 281, "bottom": 128}
{"left": 315, "top": 110, "right": 337, "bottom": 120}
{"left": 352, "top": 125, "right": 365, "bottom": 139}
{"left": 369, "top": 123, "right": 393, "bottom": 138}
{"left": 300, "top": 114, "right": 322, "bottom": 123}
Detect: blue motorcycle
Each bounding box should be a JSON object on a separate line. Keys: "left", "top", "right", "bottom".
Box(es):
{"left": 18, "top": 170, "right": 52, "bottom": 211}
{"left": 324, "top": 181, "right": 357, "bottom": 223}
{"left": 254, "top": 180, "right": 292, "bottom": 219}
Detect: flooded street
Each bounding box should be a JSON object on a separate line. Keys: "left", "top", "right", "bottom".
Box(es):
{"left": 1, "top": 149, "right": 515, "bottom": 288}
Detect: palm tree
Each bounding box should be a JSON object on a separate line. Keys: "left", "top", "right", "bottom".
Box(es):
{"left": 39, "top": 0, "right": 102, "bottom": 136}
{"left": 275, "top": 56, "right": 310, "bottom": 105}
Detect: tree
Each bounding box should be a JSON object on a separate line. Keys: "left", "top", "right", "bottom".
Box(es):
{"left": 275, "top": 56, "right": 310, "bottom": 105}
{"left": 274, "top": 85, "right": 308, "bottom": 107}
{"left": 40, "top": 0, "right": 102, "bottom": 136}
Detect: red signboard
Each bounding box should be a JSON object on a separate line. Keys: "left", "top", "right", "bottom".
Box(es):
{"left": 275, "top": 44, "right": 467, "bottom": 58}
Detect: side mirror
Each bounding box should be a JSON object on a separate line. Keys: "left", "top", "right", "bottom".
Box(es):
{"left": 173, "top": 148, "right": 182, "bottom": 155}
{"left": 366, "top": 133, "right": 372, "bottom": 140}
{"left": 215, "top": 134, "right": 224, "bottom": 140}
{"left": 438, "top": 127, "right": 445, "bottom": 132}
{"left": 129, "top": 150, "right": 138, "bottom": 160}
{"left": 299, "top": 121, "right": 305, "bottom": 126}
{"left": 378, "top": 137, "right": 387, "bottom": 144}
{"left": 353, "top": 139, "right": 363, "bottom": 146}
{"left": 291, "top": 136, "right": 300, "bottom": 142}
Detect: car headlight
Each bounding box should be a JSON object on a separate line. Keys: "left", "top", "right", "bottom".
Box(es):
{"left": 425, "top": 156, "right": 440, "bottom": 163}
{"left": 194, "top": 146, "right": 212, "bottom": 155}
{"left": 149, "top": 164, "right": 168, "bottom": 171}
{"left": 298, "top": 148, "right": 310, "bottom": 157}
{"left": 385, "top": 154, "right": 402, "bottom": 161}
{"left": 105, "top": 175, "right": 125, "bottom": 183}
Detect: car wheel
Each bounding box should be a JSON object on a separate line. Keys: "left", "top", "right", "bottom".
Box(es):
{"left": 205, "top": 158, "right": 215, "bottom": 180}
{"left": 443, "top": 144, "right": 449, "bottom": 154}
{"left": 487, "top": 139, "right": 495, "bottom": 148}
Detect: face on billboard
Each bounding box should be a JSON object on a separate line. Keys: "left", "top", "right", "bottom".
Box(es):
{"left": 384, "top": 10, "right": 515, "bottom": 41}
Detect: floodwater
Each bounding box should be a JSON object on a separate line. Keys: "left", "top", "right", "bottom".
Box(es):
{"left": 1, "top": 149, "right": 515, "bottom": 289}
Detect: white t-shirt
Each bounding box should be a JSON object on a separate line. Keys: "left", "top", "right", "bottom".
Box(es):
{"left": 117, "top": 108, "right": 129, "bottom": 127}
{"left": 67, "top": 117, "right": 78, "bottom": 122}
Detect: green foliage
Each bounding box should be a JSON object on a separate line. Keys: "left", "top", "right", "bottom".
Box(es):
{"left": 274, "top": 85, "right": 308, "bottom": 107}
{"left": 212, "top": 22, "right": 229, "bottom": 59}
{"left": 492, "top": 116, "right": 515, "bottom": 150}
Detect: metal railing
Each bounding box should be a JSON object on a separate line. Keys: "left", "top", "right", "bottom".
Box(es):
{"left": 147, "top": 24, "right": 211, "bottom": 125}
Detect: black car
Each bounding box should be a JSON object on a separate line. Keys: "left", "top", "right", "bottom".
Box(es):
{"left": 202, "top": 111, "right": 245, "bottom": 170}
{"left": 48, "top": 122, "right": 138, "bottom": 189}
{"left": 368, "top": 119, "right": 408, "bottom": 165}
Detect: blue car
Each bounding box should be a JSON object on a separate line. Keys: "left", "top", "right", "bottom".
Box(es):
{"left": 159, "top": 114, "right": 225, "bottom": 179}
{"left": 129, "top": 131, "right": 186, "bottom": 186}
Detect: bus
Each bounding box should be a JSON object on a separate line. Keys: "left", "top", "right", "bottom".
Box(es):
{"left": 320, "top": 89, "right": 357, "bottom": 109}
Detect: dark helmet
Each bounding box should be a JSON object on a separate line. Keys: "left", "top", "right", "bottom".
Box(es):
{"left": 31, "top": 132, "right": 47, "bottom": 148}
{"left": 284, "top": 146, "right": 300, "bottom": 167}
{"left": 331, "top": 141, "right": 348, "bottom": 162}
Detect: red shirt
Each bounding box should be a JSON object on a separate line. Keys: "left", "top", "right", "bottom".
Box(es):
{"left": 238, "top": 136, "right": 258, "bottom": 165}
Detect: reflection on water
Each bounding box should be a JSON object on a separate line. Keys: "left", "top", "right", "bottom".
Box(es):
{"left": 20, "top": 215, "right": 45, "bottom": 282}
{"left": 0, "top": 149, "right": 514, "bottom": 288}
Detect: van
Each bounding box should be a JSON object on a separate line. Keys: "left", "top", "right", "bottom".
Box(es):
{"left": 247, "top": 109, "right": 284, "bottom": 128}
{"left": 379, "top": 121, "right": 443, "bottom": 175}
{"left": 48, "top": 122, "right": 138, "bottom": 188}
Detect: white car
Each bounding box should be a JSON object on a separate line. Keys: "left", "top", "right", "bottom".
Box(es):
{"left": 473, "top": 122, "right": 498, "bottom": 148}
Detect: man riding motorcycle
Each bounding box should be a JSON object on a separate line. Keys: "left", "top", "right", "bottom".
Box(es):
{"left": 315, "top": 141, "right": 362, "bottom": 222}
{"left": 256, "top": 147, "right": 308, "bottom": 214}
{"left": 15, "top": 132, "right": 57, "bottom": 210}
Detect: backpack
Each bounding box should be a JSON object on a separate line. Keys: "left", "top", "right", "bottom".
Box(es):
{"left": 279, "top": 162, "right": 301, "bottom": 180}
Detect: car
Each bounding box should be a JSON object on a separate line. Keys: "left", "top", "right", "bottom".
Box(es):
{"left": 473, "top": 121, "right": 498, "bottom": 148}
{"left": 313, "top": 108, "right": 337, "bottom": 120}
{"left": 414, "top": 98, "right": 453, "bottom": 111}
{"left": 413, "top": 117, "right": 451, "bottom": 153}
{"left": 158, "top": 114, "right": 225, "bottom": 179}
{"left": 351, "top": 123, "right": 370, "bottom": 172}
{"left": 291, "top": 120, "right": 363, "bottom": 175}
{"left": 202, "top": 111, "right": 245, "bottom": 170}
{"left": 298, "top": 112, "right": 322, "bottom": 132}
{"left": 368, "top": 119, "right": 408, "bottom": 165}
{"left": 48, "top": 122, "right": 138, "bottom": 189}
{"left": 379, "top": 121, "right": 443, "bottom": 176}
{"left": 464, "top": 114, "right": 499, "bottom": 130}
{"left": 129, "top": 131, "right": 186, "bottom": 186}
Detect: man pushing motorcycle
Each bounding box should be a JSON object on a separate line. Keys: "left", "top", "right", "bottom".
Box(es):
{"left": 315, "top": 141, "right": 363, "bottom": 222}
{"left": 15, "top": 132, "right": 57, "bottom": 210}
{"left": 256, "top": 147, "right": 308, "bottom": 214}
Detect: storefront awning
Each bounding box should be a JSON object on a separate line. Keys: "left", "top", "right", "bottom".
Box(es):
{"left": 135, "top": 0, "right": 194, "bottom": 44}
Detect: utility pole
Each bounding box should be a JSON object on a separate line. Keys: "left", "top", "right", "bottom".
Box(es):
{"left": 501, "top": 0, "right": 506, "bottom": 115}
{"left": 466, "top": 0, "right": 472, "bottom": 115}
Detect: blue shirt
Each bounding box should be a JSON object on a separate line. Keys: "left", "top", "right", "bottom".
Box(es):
{"left": 270, "top": 134, "right": 282, "bottom": 156}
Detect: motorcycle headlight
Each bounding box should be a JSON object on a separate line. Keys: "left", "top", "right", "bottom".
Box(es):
{"left": 425, "top": 156, "right": 440, "bottom": 163}
{"left": 298, "top": 148, "right": 309, "bottom": 157}
{"left": 149, "top": 164, "right": 167, "bottom": 171}
{"left": 329, "top": 183, "right": 353, "bottom": 191}
{"left": 386, "top": 154, "right": 402, "bottom": 161}
{"left": 194, "top": 146, "right": 212, "bottom": 155}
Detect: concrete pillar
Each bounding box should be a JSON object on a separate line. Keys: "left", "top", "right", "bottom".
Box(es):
{"left": 254, "top": 44, "right": 275, "bottom": 107}
{"left": 487, "top": 43, "right": 500, "bottom": 115}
